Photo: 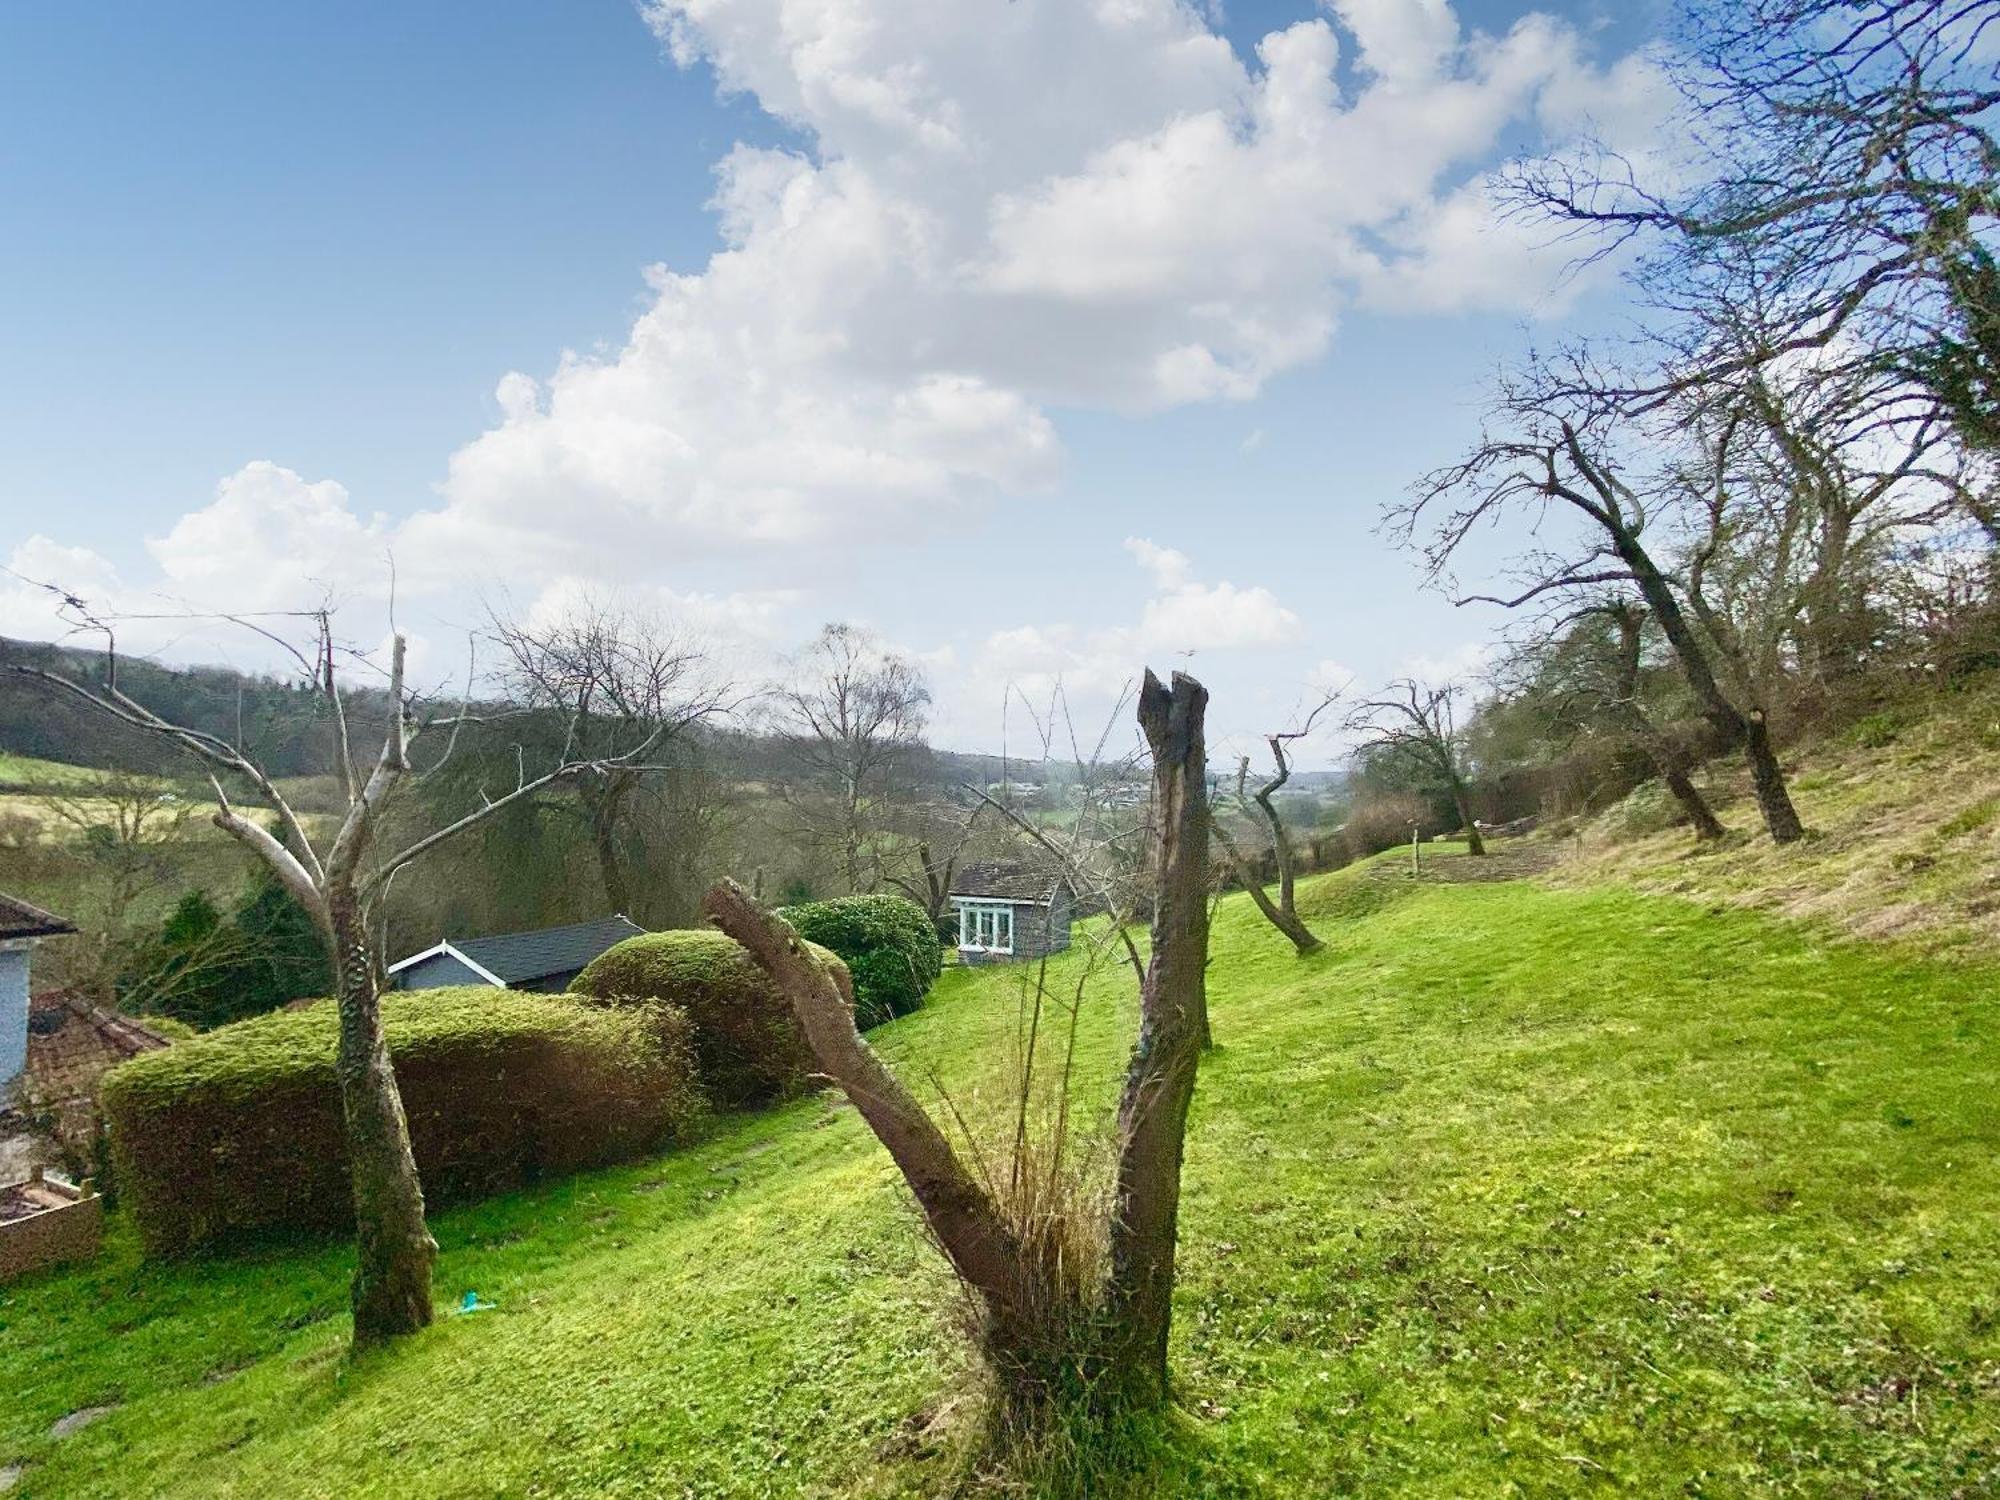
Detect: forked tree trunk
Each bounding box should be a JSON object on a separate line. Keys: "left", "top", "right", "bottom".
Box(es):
{"left": 1239, "top": 876, "right": 1323, "bottom": 956}
{"left": 1215, "top": 822, "right": 1322, "bottom": 956}
{"left": 1103, "top": 670, "right": 1210, "bottom": 1398}
{"left": 327, "top": 895, "right": 437, "bottom": 1343}
{"left": 1606, "top": 520, "right": 1806, "bottom": 844}
{"left": 1222, "top": 748, "right": 1325, "bottom": 956}
{"left": 704, "top": 668, "right": 1215, "bottom": 1422}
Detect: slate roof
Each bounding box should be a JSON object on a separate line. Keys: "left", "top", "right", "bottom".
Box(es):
{"left": 395, "top": 915, "right": 647, "bottom": 986}
{"left": 0, "top": 893, "right": 76, "bottom": 942}
{"left": 949, "top": 856, "right": 1070, "bottom": 905}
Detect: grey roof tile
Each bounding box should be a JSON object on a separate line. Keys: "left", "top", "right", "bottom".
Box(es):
{"left": 447, "top": 915, "right": 647, "bottom": 984}
{"left": 949, "top": 857, "right": 1069, "bottom": 904}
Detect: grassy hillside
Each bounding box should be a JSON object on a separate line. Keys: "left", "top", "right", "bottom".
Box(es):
{"left": 3, "top": 860, "right": 1997, "bottom": 1496}
{"left": 1559, "top": 676, "right": 2000, "bottom": 957}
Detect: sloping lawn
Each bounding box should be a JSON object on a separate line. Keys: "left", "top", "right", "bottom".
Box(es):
{"left": 3, "top": 873, "right": 1996, "bottom": 1496}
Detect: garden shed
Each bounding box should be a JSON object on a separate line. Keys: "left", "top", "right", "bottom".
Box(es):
{"left": 949, "top": 857, "right": 1074, "bottom": 964}
{"left": 389, "top": 915, "right": 646, "bottom": 993}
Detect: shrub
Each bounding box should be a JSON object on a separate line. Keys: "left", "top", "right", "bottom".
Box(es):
{"left": 777, "top": 893, "right": 942, "bottom": 1028}
{"left": 1336, "top": 792, "right": 1429, "bottom": 863}
{"left": 101, "top": 988, "right": 703, "bottom": 1258}
{"left": 570, "top": 929, "right": 852, "bottom": 1105}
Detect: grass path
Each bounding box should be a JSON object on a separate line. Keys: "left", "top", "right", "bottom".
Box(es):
{"left": 3, "top": 861, "right": 1996, "bottom": 1495}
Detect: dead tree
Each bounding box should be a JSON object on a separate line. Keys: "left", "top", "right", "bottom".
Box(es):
{"left": 4, "top": 614, "right": 674, "bottom": 1344}
{"left": 703, "top": 669, "right": 1211, "bottom": 1422}
{"left": 1344, "top": 680, "right": 1488, "bottom": 855}
{"left": 1211, "top": 702, "right": 1329, "bottom": 955}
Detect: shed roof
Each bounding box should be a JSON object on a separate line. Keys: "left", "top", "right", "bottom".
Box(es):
{"left": 390, "top": 915, "right": 646, "bottom": 986}
{"left": 949, "top": 856, "right": 1070, "bottom": 905}
{"left": 0, "top": 892, "right": 76, "bottom": 942}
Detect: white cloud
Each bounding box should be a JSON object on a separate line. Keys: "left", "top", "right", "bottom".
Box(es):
{"left": 16, "top": 1, "right": 1667, "bottom": 721}
{"left": 1398, "top": 637, "right": 1495, "bottom": 689}
{"left": 409, "top": 0, "right": 1664, "bottom": 566}
{"left": 147, "top": 462, "right": 392, "bottom": 612}
{"left": 967, "top": 535, "right": 1303, "bottom": 716}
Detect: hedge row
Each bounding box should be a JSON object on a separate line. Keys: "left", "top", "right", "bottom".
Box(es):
{"left": 776, "top": 894, "right": 942, "bottom": 1028}
{"left": 102, "top": 988, "right": 704, "bottom": 1258}
{"left": 569, "top": 930, "right": 852, "bottom": 1106}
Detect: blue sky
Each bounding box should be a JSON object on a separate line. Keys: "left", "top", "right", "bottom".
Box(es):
{"left": 0, "top": 0, "right": 1672, "bottom": 763}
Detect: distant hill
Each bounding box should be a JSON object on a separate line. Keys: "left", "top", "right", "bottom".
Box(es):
{"left": 0, "top": 637, "right": 374, "bottom": 778}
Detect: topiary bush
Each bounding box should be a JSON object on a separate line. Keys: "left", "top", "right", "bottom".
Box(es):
{"left": 777, "top": 894, "right": 942, "bottom": 1029}
{"left": 570, "top": 929, "right": 852, "bottom": 1106}
{"left": 101, "top": 988, "right": 704, "bottom": 1258}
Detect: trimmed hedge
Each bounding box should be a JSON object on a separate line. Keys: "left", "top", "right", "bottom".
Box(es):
{"left": 101, "top": 988, "right": 703, "bottom": 1258}
{"left": 570, "top": 930, "right": 852, "bottom": 1106}
{"left": 777, "top": 894, "right": 942, "bottom": 1028}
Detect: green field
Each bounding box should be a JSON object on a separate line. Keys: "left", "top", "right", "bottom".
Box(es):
{"left": 3, "top": 858, "right": 1996, "bottom": 1496}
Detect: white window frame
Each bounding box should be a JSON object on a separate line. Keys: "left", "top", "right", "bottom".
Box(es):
{"left": 956, "top": 900, "right": 1015, "bottom": 955}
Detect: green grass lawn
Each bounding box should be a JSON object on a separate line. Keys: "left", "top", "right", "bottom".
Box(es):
{"left": 4, "top": 867, "right": 1997, "bottom": 1496}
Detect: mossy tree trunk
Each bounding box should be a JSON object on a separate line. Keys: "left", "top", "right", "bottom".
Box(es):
{"left": 326, "top": 891, "right": 436, "bottom": 1343}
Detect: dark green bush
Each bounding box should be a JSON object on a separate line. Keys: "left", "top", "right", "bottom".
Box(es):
{"left": 777, "top": 894, "right": 942, "bottom": 1028}
{"left": 101, "top": 988, "right": 703, "bottom": 1258}
{"left": 570, "top": 930, "right": 852, "bottom": 1106}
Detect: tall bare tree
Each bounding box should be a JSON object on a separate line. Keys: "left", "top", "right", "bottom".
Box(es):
{"left": 489, "top": 596, "right": 730, "bottom": 919}
{"left": 1511, "top": 0, "right": 1999, "bottom": 432}
{"left": 1212, "top": 701, "right": 1331, "bottom": 955}
{"left": 702, "top": 668, "right": 1212, "bottom": 1428}
{"left": 4, "top": 607, "right": 677, "bottom": 1343}
{"left": 770, "top": 623, "right": 931, "bottom": 894}
{"left": 1397, "top": 385, "right": 1810, "bottom": 844}
{"left": 1345, "top": 679, "right": 1489, "bottom": 856}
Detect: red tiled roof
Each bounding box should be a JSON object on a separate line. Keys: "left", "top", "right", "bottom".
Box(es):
{"left": 0, "top": 892, "right": 75, "bottom": 941}
{"left": 23, "top": 991, "right": 172, "bottom": 1108}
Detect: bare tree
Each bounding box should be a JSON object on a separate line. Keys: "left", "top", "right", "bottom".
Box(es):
{"left": 489, "top": 596, "right": 731, "bottom": 919}
{"left": 37, "top": 770, "right": 193, "bottom": 998}
{"left": 1344, "top": 679, "right": 1489, "bottom": 856}
{"left": 1397, "top": 386, "right": 1810, "bottom": 844}
{"left": 882, "top": 797, "right": 987, "bottom": 931}
{"left": 1510, "top": 0, "right": 1999, "bottom": 430}
{"left": 702, "top": 669, "right": 1212, "bottom": 1428}
{"left": 769, "top": 623, "right": 932, "bottom": 895}
{"left": 1211, "top": 700, "right": 1331, "bottom": 955}
{"left": 4, "top": 606, "right": 678, "bottom": 1344}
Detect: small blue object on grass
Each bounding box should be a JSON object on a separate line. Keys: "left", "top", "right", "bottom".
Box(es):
{"left": 459, "top": 1291, "right": 495, "bottom": 1314}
